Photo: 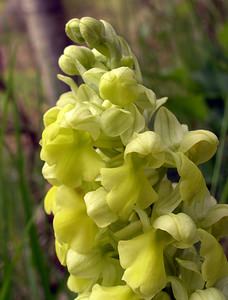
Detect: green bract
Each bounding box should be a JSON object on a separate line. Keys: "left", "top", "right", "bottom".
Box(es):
{"left": 40, "top": 17, "right": 228, "bottom": 300}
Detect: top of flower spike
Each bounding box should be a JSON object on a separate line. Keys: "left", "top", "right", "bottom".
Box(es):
{"left": 65, "top": 17, "right": 142, "bottom": 77}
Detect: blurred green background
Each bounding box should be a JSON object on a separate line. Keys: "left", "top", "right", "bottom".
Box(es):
{"left": 0, "top": 0, "right": 228, "bottom": 299}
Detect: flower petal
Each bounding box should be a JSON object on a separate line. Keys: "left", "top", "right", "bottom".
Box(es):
{"left": 118, "top": 229, "right": 168, "bottom": 298}
{"left": 84, "top": 187, "right": 118, "bottom": 227}
{"left": 174, "top": 153, "right": 208, "bottom": 203}
{"left": 153, "top": 181, "right": 181, "bottom": 217}
{"left": 154, "top": 107, "right": 186, "bottom": 150}
{"left": 53, "top": 186, "right": 98, "bottom": 253}
{"left": 99, "top": 67, "right": 140, "bottom": 107}
{"left": 101, "top": 161, "right": 157, "bottom": 218}
{"left": 55, "top": 240, "right": 68, "bottom": 266}
{"left": 189, "top": 288, "right": 226, "bottom": 300}
{"left": 100, "top": 106, "right": 133, "bottom": 137}
{"left": 215, "top": 277, "right": 228, "bottom": 298}
{"left": 41, "top": 127, "right": 104, "bottom": 187}
{"left": 168, "top": 276, "right": 188, "bottom": 300}
{"left": 179, "top": 130, "right": 218, "bottom": 165}
{"left": 153, "top": 213, "right": 198, "bottom": 248}
{"left": 67, "top": 274, "right": 94, "bottom": 294}
{"left": 198, "top": 229, "right": 228, "bottom": 287}
{"left": 66, "top": 248, "right": 103, "bottom": 278}
{"left": 200, "top": 204, "right": 228, "bottom": 228}
{"left": 124, "top": 131, "right": 164, "bottom": 168}
{"left": 44, "top": 186, "right": 57, "bottom": 215}
{"left": 154, "top": 291, "right": 171, "bottom": 300}
{"left": 89, "top": 284, "right": 141, "bottom": 300}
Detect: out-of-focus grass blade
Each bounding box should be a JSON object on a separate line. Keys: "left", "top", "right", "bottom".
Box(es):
{"left": 0, "top": 51, "right": 53, "bottom": 299}
{"left": 0, "top": 53, "right": 15, "bottom": 300}
{"left": 221, "top": 180, "right": 228, "bottom": 204}
{"left": 11, "top": 69, "right": 53, "bottom": 300}
{"left": 211, "top": 98, "right": 228, "bottom": 201}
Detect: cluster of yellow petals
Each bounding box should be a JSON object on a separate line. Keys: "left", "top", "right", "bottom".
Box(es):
{"left": 40, "top": 17, "right": 228, "bottom": 300}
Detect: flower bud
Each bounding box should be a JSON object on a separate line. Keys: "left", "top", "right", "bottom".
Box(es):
{"left": 59, "top": 46, "right": 95, "bottom": 76}
{"left": 80, "top": 17, "right": 105, "bottom": 48}
{"left": 59, "top": 54, "right": 78, "bottom": 75}
{"left": 121, "top": 56, "right": 134, "bottom": 68}
{"left": 99, "top": 67, "right": 140, "bottom": 107}
{"left": 66, "top": 46, "right": 95, "bottom": 67}
{"left": 65, "top": 18, "right": 85, "bottom": 43}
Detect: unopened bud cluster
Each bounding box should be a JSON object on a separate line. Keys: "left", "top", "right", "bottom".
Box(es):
{"left": 40, "top": 17, "right": 228, "bottom": 300}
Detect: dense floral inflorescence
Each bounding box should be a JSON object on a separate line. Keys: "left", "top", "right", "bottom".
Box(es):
{"left": 40, "top": 17, "right": 228, "bottom": 300}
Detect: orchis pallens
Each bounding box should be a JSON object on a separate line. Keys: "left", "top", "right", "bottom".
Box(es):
{"left": 40, "top": 17, "right": 228, "bottom": 300}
